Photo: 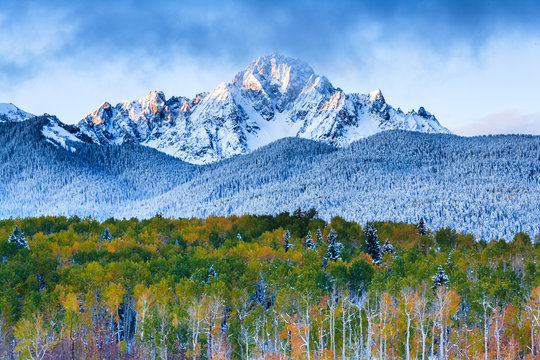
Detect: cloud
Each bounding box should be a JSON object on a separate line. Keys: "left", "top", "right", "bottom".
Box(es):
{"left": 0, "top": 54, "right": 240, "bottom": 122}
{"left": 1, "top": 0, "right": 540, "bottom": 133}
{"left": 453, "top": 111, "right": 540, "bottom": 136}
{"left": 0, "top": 7, "right": 76, "bottom": 81}
{"left": 2, "top": 0, "right": 540, "bottom": 68}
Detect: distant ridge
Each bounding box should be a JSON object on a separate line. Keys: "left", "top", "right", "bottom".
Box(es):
{"left": 0, "top": 116, "right": 538, "bottom": 240}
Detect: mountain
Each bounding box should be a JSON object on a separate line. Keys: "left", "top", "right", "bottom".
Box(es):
{"left": 1, "top": 117, "right": 538, "bottom": 240}
{"left": 76, "top": 54, "right": 450, "bottom": 164}
{"left": 0, "top": 103, "right": 34, "bottom": 122}
{"left": 0, "top": 115, "right": 196, "bottom": 218}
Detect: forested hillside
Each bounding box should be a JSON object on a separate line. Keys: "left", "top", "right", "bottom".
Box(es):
{"left": 2, "top": 117, "right": 540, "bottom": 240}
{"left": 0, "top": 214, "right": 538, "bottom": 359}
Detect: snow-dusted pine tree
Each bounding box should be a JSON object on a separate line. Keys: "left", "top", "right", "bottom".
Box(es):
{"left": 253, "top": 275, "right": 267, "bottom": 305}
{"left": 101, "top": 228, "right": 113, "bottom": 242}
{"left": 316, "top": 228, "right": 323, "bottom": 245}
{"left": 8, "top": 226, "right": 29, "bottom": 249}
{"left": 417, "top": 217, "right": 427, "bottom": 236}
{"left": 237, "top": 233, "right": 242, "bottom": 241}
{"left": 364, "top": 223, "right": 382, "bottom": 264}
{"left": 208, "top": 265, "right": 218, "bottom": 280}
{"left": 304, "top": 231, "right": 316, "bottom": 250}
{"left": 432, "top": 265, "right": 449, "bottom": 290}
{"left": 251, "top": 274, "right": 274, "bottom": 310}
{"left": 283, "top": 230, "right": 293, "bottom": 252}
{"left": 324, "top": 229, "right": 343, "bottom": 265}
{"left": 382, "top": 239, "right": 394, "bottom": 254}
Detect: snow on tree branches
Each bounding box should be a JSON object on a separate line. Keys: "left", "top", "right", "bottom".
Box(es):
{"left": 432, "top": 265, "right": 450, "bottom": 290}
{"left": 283, "top": 229, "right": 293, "bottom": 252}
{"left": 316, "top": 228, "right": 323, "bottom": 244}
{"left": 8, "top": 226, "right": 29, "bottom": 249}
{"left": 417, "top": 217, "right": 427, "bottom": 236}
{"left": 323, "top": 229, "right": 343, "bottom": 265}
{"left": 304, "top": 230, "right": 316, "bottom": 250}
{"left": 208, "top": 265, "right": 218, "bottom": 280}
{"left": 382, "top": 239, "right": 394, "bottom": 254}
{"left": 101, "top": 227, "right": 113, "bottom": 242}
{"left": 364, "top": 223, "right": 382, "bottom": 264}
{"left": 251, "top": 274, "right": 275, "bottom": 310}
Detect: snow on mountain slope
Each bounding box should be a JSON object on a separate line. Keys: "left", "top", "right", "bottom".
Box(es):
{"left": 0, "top": 117, "right": 538, "bottom": 239}
{"left": 0, "top": 103, "right": 34, "bottom": 122}
{"left": 42, "top": 116, "right": 83, "bottom": 151}
{"left": 77, "top": 54, "right": 451, "bottom": 164}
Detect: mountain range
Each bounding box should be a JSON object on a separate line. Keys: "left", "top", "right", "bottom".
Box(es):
{"left": 1, "top": 54, "right": 538, "bottom": 240}
{"left": 0, "top": 115, "right": 538, "bottom": 240}
{"left": 1, "top": 54, "right": 450, "bottom": 164}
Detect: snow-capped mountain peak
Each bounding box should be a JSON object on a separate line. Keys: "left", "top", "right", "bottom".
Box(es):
{"left": 235, "top": 53, "right": 315, "bottom": 94}
{"left": 0, "top": 103, "right": 35, "bottom": 122}
{"left": 75, "top": 54, "right": 451, "bottom": 163}
{"left": 369, "top": 88, "right": 385, "bottom": 102}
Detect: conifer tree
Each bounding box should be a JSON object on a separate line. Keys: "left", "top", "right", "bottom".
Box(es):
{"left": 208, "top": 265, "right": 218, "bottom": 280}
{"left": 283, "top": 230, "right": 293, "bottom": 252}
{"left": 316, "top": 228, "right": 323, "bottom": 245}
{"left": 8, "top": 226, "right": 29, "bottom": 249}
{"left": 324, "top": 229, "right": 343, "bottom": 264}
{"left": 417, "top": 217, "right": 427, "bottom": 236}
{"left": 382, "top": 239, "right": 394, "bottom": 254}
{"left": 251, "top": 274, "right": 274, "bottom": 310}
{"left": 364, "top": 223, "right": 382, "bottom": 264}
{"left": 304, "top": 230, "right": 316, "bottom": 250}
{"left": 432, "top": 265, "right": 449, "bottom": 290}
{"left": 236, "top": 233, "right": 242, "bottom": 241}
{"left": 101, "top": 228, "right": 112, "bottom": 242}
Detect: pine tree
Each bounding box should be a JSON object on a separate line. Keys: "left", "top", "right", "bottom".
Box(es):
{"left": 304, "top": 230, "right": 316, "bottom": 250}
{"left": 324, "top": 229, "right": 343, "bottom": 264}
{"left": 283, "top": 230, "right": 293, "bottom": 252}
{"left": 316, "top": 228, "right": 323, "bottom": 245}
{"left": 431, "top": 265, "right": 449, "bottom": 290}
{"left": 236, "top": 233, "right": 242, "bottom": 241}
{"left": 293, "top": 207, "right": 303, "bottom": 218}
{"left": 8, "top": 226, "right": 29, "bottom": 249}
{"left": 208, "top": 265, "right": 218, "bottom": 280}
{"left": 382, "top": 239, "right": 394, "bottom": 254}
{"left": 417, "top": 217, "right": 427, "bottom": 236}
{"left": 101, "top": 228, "right": 112, "bottom": 242}
{"left": 364, "top": 223, "right": 382, "bottom": 264}
{"left": 251, "top": 274, "right": 274, "bottom": 310}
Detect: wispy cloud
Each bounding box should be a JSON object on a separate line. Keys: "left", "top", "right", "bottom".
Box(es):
{"left": 0, "top": 7, "right": 76, "bottom": 79}
{"left": 454, "top": 111, "right": 540, "bottom": 136}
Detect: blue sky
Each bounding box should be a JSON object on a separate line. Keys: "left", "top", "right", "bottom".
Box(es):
{"left": 1, "top": 0, "right": 540, "bottom": 135}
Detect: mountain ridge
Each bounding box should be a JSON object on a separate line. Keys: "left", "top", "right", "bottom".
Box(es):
{"left": 72, "top": 54, "right": 451, "bottom": 164}
{"left": 2, "top": 54, "right": 450, "bottom": 164}
{"left": 0, "top": 103, "right": 35, "bottom": 122}
{"left": 1, "top": 116, "right": 538, "bottom": 240}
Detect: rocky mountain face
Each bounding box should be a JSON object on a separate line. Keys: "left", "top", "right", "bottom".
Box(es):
{"left": 75, "top": 54, "right": 451, "bottom": 164}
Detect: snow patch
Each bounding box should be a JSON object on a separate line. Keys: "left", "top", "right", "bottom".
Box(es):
{"left": 42, "top": 120, "right": 82, "bottom": 150}
{"left": 0, "top": 103, "right": 34, "bottom": 122}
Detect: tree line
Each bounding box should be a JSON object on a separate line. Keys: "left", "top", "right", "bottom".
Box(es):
{"left": 0, "top": 212, "right": 538, "bottom": 359}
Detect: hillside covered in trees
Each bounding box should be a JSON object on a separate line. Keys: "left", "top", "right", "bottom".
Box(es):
{"left": 0, "top": 213, "right": 538, "bottom": 359}
{"left": 2, "top": 117, "right": 540, "bottom": 240}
